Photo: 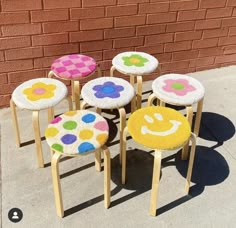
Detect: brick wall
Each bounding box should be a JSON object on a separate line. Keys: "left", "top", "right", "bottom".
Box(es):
{"left": 0, "top": 0, "right": 236, "bottom": 107}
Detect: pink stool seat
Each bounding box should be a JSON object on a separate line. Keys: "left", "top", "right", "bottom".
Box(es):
{"left": 51, "top": 54, "right": 97, "bottom": 80}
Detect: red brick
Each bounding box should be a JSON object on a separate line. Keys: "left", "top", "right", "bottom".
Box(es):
{"left": 115, "top": 15, "right": 146, "bottom": 27}
{"left": 203, "top": 28, "right": 228, "bottom": 38}
{"left": 161, "top": 60, "right": 190, "bottom": 71}
{"left": 227, "top": 0, "right": 236, "bottom": 6}
{"left": 0, "top": 51, "right": 4, "bottom": 61}
{"left": 199, "top": 47, "right": 223, "bottom": 57}
{"left": 193, "top": 38, "right": 218, "bottom": 49}
{"left": 2, "top": 24, "right": 41, "bottom": 36}
{"left": 83, "top": 0, "right": 116, "bottom": 7}
{"left": 80, "top": 18, "right": 113, "bottom": 30}
{"left": 165, "top": 41, "right": 192, "bottom": 52}
{"left": 135, "top": 44, "right": 164, "bottom": 54}
{"left": 139, "top": 2, "right": 169, "bottom": 14}
{"left": 175, "top": 31, "right": 202, "bottom": 41}
{"left": 219, "top": 36, "right": 236, "bottom": 46}
{"left": 32, "top": 33, "right": 68, "bottom": 46}
{"left": 43, "top": 21, "right": 78, "bottom": 33}
{"left": 229, "top": 27, "right": 236, "bottom": 36}
{"left": 173, "top": 50, "right": 199, "bottom": 61}
{"left": 1, "top": 0, "right": 42, "bottom": 11}
{"left": 0, "top": 95, "right": 11, "bottom": 107}
{"left": 80, "top": 40, "right": 113, "bottom": 52}
{"left": 118, "top": 0, "right": 148, "bottom": 3}
{"left": 98, "top": 60, "right": 112, "bottom": 71}
{"left": 5, "top": 47, "right": 43, "bottom": 60}
{"left": 206, "top": 7, "right": 233, "bottom": 19}
{"left": 43, "top": 0, "right": 81, "bottom": 9}
{"left": 0, "top": 74, "right": 8, "bottom": 84}
{"left": 104, "top": 27, "right": 135, "bottom": 39}
{"left": 82, "top": 51, "right": 103, "bottom": 61}
{"left": 103, "top": 47, "right": 134, "bottom": 60}
{"left": 178, "top": 10, "right": 206, "bottom": 21}
{"left": 195, "top": 19, "right": 221, "bottom": 30}
{"left": 170, "top": 0, "right": 199, "bottom": 11}
{"left": 223, "top": 45, "right": 236, "bottom": 54}
{"left": 222, "top": 18, "right": 236, "bottom": 27}
{"left": 8, "top": 69, "right": 46, "bottom": 83}
{"left": 70, "top": 30, "right": 103, "bottom": 42}
{"left": 145, "top": 33, "right": 174, "bottom": 45}
{"left": 0, "top": 60, "right": 33, "bottom": 73}
{"left": 200, "top": 0, "right": 227, "bottom": 9}
{"left": 70, "top": 7, "right": 104, "bottom": 19}
{"left": 190, "top": 56, "right": 215, "bottom": 67}
{"left": 136, "top": 24, "right": 166, "bottom": 36}
{"left": 44, "top": 44, "right": 79, "bottom": 57}
{"left": 215, "top": 53, "right": 236, "bottom": 63}
{"left": 147, "top": 12, "right": 177, "bottom": 24}
{"left": 34, "top": 56, "right": 61, "bottom": 68}
{"left": 0, "top": 83, "right": 21, "bottom": 95}
{"left": 167, "top": 21, "right": 195, "bottom": 32}
{"left": 31, "top": 9, "right": 69, "bottom": 22}
{"left": 0, "top": 37, "right": 31, "bottom": 50}
{"left": 0, "top": 12, "right": 29, "bottom": 25}
{"left": 153, "top": 53, "right": 172, "bottom": 63}
{"left": 233, "top": 8, "right": 236, "bottom": 16}
{"left": 107, "top": 5, "right": 137, "bottom": 16}
{"left": 114, "top": 37, "right": 144, "bottom": 48}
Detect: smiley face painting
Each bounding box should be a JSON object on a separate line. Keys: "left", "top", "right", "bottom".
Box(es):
{"left": 128, "top": 106, "right": 191, "bottom": 150}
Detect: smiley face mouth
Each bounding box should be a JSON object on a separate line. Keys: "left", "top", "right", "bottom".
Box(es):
{"left": 141, "top": 113, "right": 182, "bottom": 136}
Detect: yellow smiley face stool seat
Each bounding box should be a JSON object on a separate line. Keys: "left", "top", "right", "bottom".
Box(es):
{"left": 10, "top": 78, "right": 72, "bottom": 168}
{"left": 121, "top": 106, "right": 196, "bottom": 216}
{"left": 45, "top": 110, "right": 111, "bottom": 217}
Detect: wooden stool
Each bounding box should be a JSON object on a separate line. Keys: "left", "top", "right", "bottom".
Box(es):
{"left": 148, "top": 74, "right": 204, "bottom": 159}
{"left": 10, "top": 78, "right": 72, "bottom": 168}
{"left": 110, "top": 51, "right": 160, "bottom": 112}
{"left": 121, "top": 106, "right": 196, "bottom": 216}
{"left": 81, "top": 77, "right": 135, "bottom": 163}
{"left": 48, "top": 54, "right": 102, "bottom": 110}
{"left": 45, "top": 110, "right": 111, "bottom": 217}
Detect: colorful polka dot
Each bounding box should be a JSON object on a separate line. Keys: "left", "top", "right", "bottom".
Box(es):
{"left": 52, "top": 143, "right": 63, "bottom": 153}
{"left": 78, "top": 142, "right": 95, "bottom": 153}
{"left": 79, "top": 129, "right": 94, "bottom": 140}
{"left": 94, "top": 121, "right": 109, "bottom": 131}
{"left": 64, "top": 111, "right": 77, "bottom": 116}
{"left": 82, "top": 113, "right": 96, "bottom": 123}
{"left": 61, "top": 134, "right": 77, "bottom": 145}
{"left": 96, "top": 134, "right": 108, "bottom": 145}
{"left": 51, "top": 116, "right": 62, "bottom": 124}
{"left": 63, "top": 121, "right": 77, "bottom": 130}
{"left": 45, "top": 127, "right": 59, "bottom": 138}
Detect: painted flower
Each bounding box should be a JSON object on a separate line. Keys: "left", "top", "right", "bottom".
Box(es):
{"left": 162, "top": 79, "right": 196, "bottom": 96}
{"left": 122, "top": 54, "right": 149, "bottom": 67}
{"left": 23, "top": 82, "right": 56, "bottom": 101}
{"left": 92, "top": 81, "right": 124, "bottom": 98}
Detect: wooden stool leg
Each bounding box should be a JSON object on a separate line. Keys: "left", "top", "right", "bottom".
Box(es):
{"left": 185, "top": 133, "right": 196, "bottom": 194}
{"left": 71, "top": 80, "right": 75, "bottom": 103}
{"left": 149, "top": 150, "right": 162, "bottom": 217}
{"left": 118, "top": 107, "right": 126, "bottom": 165}
{"left": 122, "top": 127, "right": 128, "bottom": 184}
{"left": 74, "top": 81, "right": 80, "bottom": 110}
{"left": 48, "top": 107, "right": 54, "bottom": 123}
{"left": 130, "top": 75, "right": 136, "bottom": 113}
{"left": 80, "top": 101, "right": 87, "bottom": 110}
{"left": 66, "top": 96, "right": 73, "bottom": 111}
{"left": 102, "top": 145, "right": 111, "bottom": 209}
{"left": 95, "top": 149, "right": 101, "bottom": 172}
{"left": 181, "top": 105, "right": 193, "bottom": 160}
{"left": 32, "top": 111, "right": 44, "bottom": 168}
{"left": 147, "top": 93, "right": 157, "bottom": 107}
{"left": 96, "top": 107, "right": 102, "bottom": 115}
{"left": 160, "top": 100, "right": 165, "bottom": 107}
{"left": 137, "top": 76, "right": 143, "bottom": 110}
{"left": 51, "top": 152, "right": 64, "bottom": 217}
{"left": 10, "top": 99, "right": 21, "bottom": 147}
{"left": 97, "top": 64, "right": 102, "bottom": 77}
{"left": 156, "top": 67, "right": 161, "bottom": 77}
{"left": 110, "top": 66, "right": 116, "bottom": 77}
{"left": 48, "top": 71, "right": 54, "bottom": 78}
{"left": 194, "top": 98, "right": 204, "bottom": 136}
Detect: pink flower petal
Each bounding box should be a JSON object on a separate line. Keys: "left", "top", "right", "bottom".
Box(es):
{"left": 94, "top": 121, "right": 109, "bottom": 131}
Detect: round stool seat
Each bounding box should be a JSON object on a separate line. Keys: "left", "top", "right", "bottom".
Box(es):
{"left": 128, "top": 106, "right": 191, "bottom": 150}
{"left": 81, "top": 77, "right": 135, "bottom": 109}
{"left": 112, "top": 51, "right": 158, "bottom": 75}
{"left": 152, "top": 74, "right": 205, "bottom": 106}
{"left": 51, "top": 54, "right": 97, "bottom": 80}
{"left": 45, "top": 110, "right": 109, "bottom": 155}
{"left": 12, "top": 78, "right": 68, "bottom": 110}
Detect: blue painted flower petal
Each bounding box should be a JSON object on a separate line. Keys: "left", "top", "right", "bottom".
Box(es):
{"left": 115, "top": 85, "right": 124, "bottom": 92}
{"left": 78, "top": 142, "right": 95, "bottom": 153}
{"left": 92, "top": 85, "right": 103, "bottom": 91}
{"left": 104, "top": 81, "right": 115, "bottom": 86}
{"left": 61, "top": 134, "right": 77, "bottom": 145}
{"left": 82, "top": 113, "right": 96, "bottom": 123}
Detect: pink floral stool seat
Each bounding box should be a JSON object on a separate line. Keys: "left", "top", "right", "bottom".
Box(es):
{"left": 10, "top": 78, "right": 72, "bottom": 168}
{"left": 111, "top": 51, "right": 160, "bottom": 112}
{"left": 148, "top": 74, "right": 205, "bottom": 159}
{"left": 49, "top": 54, "right": 101, "bottom": 110}
{"left": 45, "top": 110, "right": 111, "bottom": 217}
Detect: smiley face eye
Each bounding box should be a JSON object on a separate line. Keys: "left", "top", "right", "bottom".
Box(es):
{"left": 144, "top": 115, "right": 154, "bottom": 123}
{"left": 154, "top": 113, "right": 163, "bottom": 121}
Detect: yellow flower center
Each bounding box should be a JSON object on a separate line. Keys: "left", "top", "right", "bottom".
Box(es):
{"left": 129, "top": 58, "right": 140, "bottom": 64}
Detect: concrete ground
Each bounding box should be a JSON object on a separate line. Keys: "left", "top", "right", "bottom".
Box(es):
{"left": 0, "top": 66, "right": 236, "bottom": 228}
